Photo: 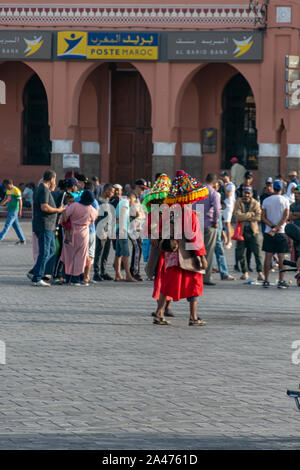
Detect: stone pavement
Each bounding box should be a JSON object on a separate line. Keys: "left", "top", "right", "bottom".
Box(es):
{"left": 0, "top": 219, "right": 300, "bottom": 450}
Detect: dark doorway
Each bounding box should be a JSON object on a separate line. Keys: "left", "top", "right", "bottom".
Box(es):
{"left": 110, "top": 68, "right": 152, "bottom": 185}
{"left": 22, "top": 74, "right": 51, "bottom": 165}
{"left": 222, "top": 73, "right": 258, "bottom": 170}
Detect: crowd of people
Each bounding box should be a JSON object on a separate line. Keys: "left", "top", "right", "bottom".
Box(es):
{"left": 201, "top": 160, "right": 300, "bottom": 290}
{"left": 0, "top": 163, "right": 300, "bottom": 325}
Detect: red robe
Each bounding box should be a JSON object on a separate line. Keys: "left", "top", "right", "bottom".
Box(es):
{"left": 161, "top": 208, "right": 206, "bottom": 302}
{"left": 143, "top": 212, "right": 172, "bottom": 301}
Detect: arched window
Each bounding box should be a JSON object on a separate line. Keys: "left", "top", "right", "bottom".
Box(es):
{"left": 22, "top": 74, "right": 51, "bottom": 165}
{"left": 222, "top": 73, "right": 258, "bottom": 170}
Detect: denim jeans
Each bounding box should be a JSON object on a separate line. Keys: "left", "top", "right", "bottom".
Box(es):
{"left": 93, "top": 236, "right": 111, "bottom": 276}
{"left": 0, "top": 211, "right": 25, "bottom": 242}
{"left": 214, "top": 215, "right": 229, "bottom": 278}
{"left": 31, "top": 230, "right": 56, "bottom": 282}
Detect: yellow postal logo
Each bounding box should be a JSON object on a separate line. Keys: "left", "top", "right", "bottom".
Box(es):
{"left": 57, "top": 31, "right": 87, "bottom": 58}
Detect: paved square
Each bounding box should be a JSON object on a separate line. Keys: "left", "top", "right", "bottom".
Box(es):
{"left": 0, "top": 220, "right": 300, "bottom": 449}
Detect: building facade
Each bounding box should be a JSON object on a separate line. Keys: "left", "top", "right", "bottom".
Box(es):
{"left": 0, "top": 0, "right": 300, "bottom": 189}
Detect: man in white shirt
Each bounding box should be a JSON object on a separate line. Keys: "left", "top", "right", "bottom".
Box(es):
{"left": 230, "top": 157, "right": 246, "bottom": 188}
{"left": 220, "top": 171, "right": 236, "bottom": 248}
{"left": 285, "top": 170, "right": 299, "bottom": 205}
{"left": 261, "top": 180, "right": 290, "bottom": 288}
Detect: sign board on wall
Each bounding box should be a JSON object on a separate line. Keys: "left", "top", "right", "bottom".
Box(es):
{"left": 167, "top": 31, "right": 263, "bottom": 62}
{"left": 56, "top": 31, "right": 159, "bottom": 61}
{"left": 202, "top": 128, "right": 217, "bottom": 153}
{"left": 63, "top": 153, "right": 80, "bottom": 169}
{"left": 0, "top": 31, "right": 52, "bottom": 60}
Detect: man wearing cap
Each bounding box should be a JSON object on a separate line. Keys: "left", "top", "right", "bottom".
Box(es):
{"left": 235, "top": 171, "right": 259, "bottom": 271}
{"left": 230, "top": 157, "right": 246, "bottom": 188}
{"left": 65, "top": 178, "right": 82, "bottom": 202}
{"left": 285, "top": 170, "right": 299, "bottom": 205}
{"left": 285, "top": 185, "right": 300, "bottom": 275}
{"left": 260, "top": 177, "right": 274, "bottom": 234}
{"left": 236, "top": 171, "right": 259, "bottom": 201}
{"left": 220, "top": 171, "right": 236, "bottom": 248}
{"left": 235, "top": 186, "right": 264, "bottom": 281}
{"left": 261, "top": 180, "right": 290, "bottom": 288}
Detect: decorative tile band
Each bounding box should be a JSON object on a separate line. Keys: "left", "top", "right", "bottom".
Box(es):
{"left": 0, "top": 4, "right": 265, "bottom": 27}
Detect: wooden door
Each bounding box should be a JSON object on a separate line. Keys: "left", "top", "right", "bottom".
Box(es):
{"left": 110, "top": 69, "right": 152, "bottom": 185}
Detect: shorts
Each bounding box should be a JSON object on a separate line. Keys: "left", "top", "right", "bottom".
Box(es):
{"left": 89, "top": 232, "right": 96, "bottom": 259}
{"left": 262, "top": 232, "right": 289, "bottom": 254}
{"left": 115, "top": 237, "right": 130, "bottom": 257}
{"left": 222, "top": 206, "right": 234, "bottom": 223}
{"left": 187, "top": 296, "right": 199, "bottom": 302}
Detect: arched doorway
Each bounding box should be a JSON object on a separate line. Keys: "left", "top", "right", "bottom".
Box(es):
{"left": 76, "top": 62, "right": 152, "bottom": 185}
{"left": 222, "top": 73, "right": 258, "bottom": 170}
{"left": 22, "top": 74, "right": 51, "bottom": 165}
{"left": 110, "top": 64, "right": 152, "bottom": 184}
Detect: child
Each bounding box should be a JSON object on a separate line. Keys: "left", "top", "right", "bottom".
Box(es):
{"left": 61, "top": 193, "right": 74, "bottom": 244}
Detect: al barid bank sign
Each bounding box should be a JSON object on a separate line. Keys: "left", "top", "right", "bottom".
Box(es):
{"left": 166, "top": 31, "right": 263, "bottom": 62}
{"left": 0, "top": 31, "right": 52, "bottom": 60}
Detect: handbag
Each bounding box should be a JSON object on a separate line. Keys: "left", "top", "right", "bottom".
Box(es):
{"left": 177, "top": 239, "right": 206, "bottom": 273}
{"left": 232, "top": 221, "right": 244, "bottom": 242}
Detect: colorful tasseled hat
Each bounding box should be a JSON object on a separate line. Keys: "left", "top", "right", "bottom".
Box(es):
{"left": 164, "top": 170, "right": 209, "bottom": 205}
{"left": 142, "top": 173, "right": 172, "bottom": 212}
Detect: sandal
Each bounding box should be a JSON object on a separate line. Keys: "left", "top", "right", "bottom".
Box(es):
{"left": 153, "top": 316, "right": 171, "bottom": 326}
{"left": 189, "top": 317, "right": 206, "bottom": 326}
{"left": 164, "top": 309, "right": 175, "bottom": 317}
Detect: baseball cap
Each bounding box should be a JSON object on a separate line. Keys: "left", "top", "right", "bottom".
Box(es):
{"left": 220, "top": 171, "right": 229, "bottom": 177}
{"left": 243, "top": 185, "right": 253, "bottom": 193}
{"left": 113, "top": 184, "right": 123, "bottom": 189}
{"left": 230, "top": 157, "right": 238, "bottom": 163}
{"left": 265, "top": 177, "right": 273, "bottom": 184}
{"left": 273, "top": 179, "right": 283, "bottom": 191}
{"left": 244, "top": 171, "right": 253, "bottom": 179}
{"left": 134, "top": 178, "right": 148, "bottom": 189}
{"left": 66, "top": 177, "right": 79, "bottom": 187}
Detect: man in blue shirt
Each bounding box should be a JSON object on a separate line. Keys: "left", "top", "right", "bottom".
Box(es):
{"left": 194, "top": 173, "right": 221, "bottom": 286}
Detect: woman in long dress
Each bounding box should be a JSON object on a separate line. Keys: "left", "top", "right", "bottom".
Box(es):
{"left": 61, "top": 190, "right": 98, "bottom": 285}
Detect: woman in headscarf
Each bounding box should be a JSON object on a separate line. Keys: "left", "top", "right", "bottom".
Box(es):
{"left": 142, "top": 173, "right": 174, "bottom": 317}
{"left": 153, "top": 170, "right": 209, "bottom": 326}
{"left": 61, "top": 190, "right": 98, "bottom": 285}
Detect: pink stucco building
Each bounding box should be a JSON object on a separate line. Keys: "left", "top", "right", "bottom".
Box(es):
{"left": 0, "top": 0, "right": 299, "bottom": 189}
